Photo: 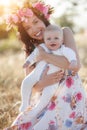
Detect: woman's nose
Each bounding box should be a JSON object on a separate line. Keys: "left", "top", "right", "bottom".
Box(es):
{"left": 31, "top": 26, "right": 37, "bottom": 33}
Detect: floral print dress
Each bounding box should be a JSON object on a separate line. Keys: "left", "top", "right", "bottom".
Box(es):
{"left": 5, "top": 75, "right": 87, "bottom": 130}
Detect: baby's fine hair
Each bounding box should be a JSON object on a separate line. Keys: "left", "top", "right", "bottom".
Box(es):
{"left": 44, "top": 24, "right": 63, "bottom": 39}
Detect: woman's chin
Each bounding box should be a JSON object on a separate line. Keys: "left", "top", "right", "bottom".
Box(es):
{"left": 35, "top": 36, "right": 43, "bottom": 40}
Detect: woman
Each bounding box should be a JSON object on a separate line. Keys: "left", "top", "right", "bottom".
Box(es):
{"left": 5, "top": 1, "right": 87, "bottom": 130}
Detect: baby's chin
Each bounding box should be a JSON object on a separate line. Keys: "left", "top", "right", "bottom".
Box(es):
{"left": 48, "top": 44, "right": 59, "bottom": 51}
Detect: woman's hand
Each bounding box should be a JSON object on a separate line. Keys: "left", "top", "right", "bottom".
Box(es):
{"left": 33, "top": 66, "right": 64, "bottom": 92}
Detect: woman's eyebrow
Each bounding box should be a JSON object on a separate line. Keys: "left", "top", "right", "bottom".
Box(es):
{"left": 24, "top": 25, "right": 30, "bottom": 29}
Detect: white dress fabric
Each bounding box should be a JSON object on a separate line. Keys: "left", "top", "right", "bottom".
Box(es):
{"left": 20, "top": 44, "right": 77, "bottom": 112}
{"left": 4, "top": 44, "right": 87, "bottom": 130}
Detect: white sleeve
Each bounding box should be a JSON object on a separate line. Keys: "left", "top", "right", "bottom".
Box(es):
{"left": 39, "top": 43, "right": 51, "bottom": 53}
{"left": 62, "top": 46, "right": 77, "bottom": 62}
{"left": 26, "top": 48, "right": 39, "bottom": 64}
{"left": 26, "top": 43, "right": 49, "bottom": 64}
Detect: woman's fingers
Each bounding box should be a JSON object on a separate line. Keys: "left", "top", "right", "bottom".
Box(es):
{"left": 53, "top": 70, "right": 64, "bottom": 82}
{"left": 41, "top": 69, "right": 64, "bottom": 86}
{"left": 51, "top": 70, "right": 64, "bottom": 79}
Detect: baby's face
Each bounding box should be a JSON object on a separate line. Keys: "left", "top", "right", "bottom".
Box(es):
{"left": 44, "top": 30, "right": 63, "bottom": 51}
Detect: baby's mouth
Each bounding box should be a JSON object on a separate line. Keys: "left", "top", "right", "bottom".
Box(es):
{"left": 50, "top": 44, "right": 56, "bottom": 47}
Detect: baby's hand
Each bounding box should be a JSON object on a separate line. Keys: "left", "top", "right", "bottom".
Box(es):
{"left": 23, "top": 61, "right": 30, "bottom": 68}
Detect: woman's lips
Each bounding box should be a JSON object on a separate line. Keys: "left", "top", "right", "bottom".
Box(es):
{"left": 35, "top": 30, "right": 43, "bottom": 37}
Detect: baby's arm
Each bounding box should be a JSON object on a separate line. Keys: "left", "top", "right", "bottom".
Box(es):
{"left": 23, "top": 60, "right": 30, "bottom": 68}
{"left": 62, "top": 46, "right": 77, "bottom": 71}
{"left": 69, "top": 60, "right": 77, "bottom": 71}
{"left": 23, "top": 48, "right": 39, "bottom": 68}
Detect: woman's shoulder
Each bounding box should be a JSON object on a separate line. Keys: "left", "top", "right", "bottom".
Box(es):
{"left": 62, "top": 26, "right": 72, "bottom": 33}
{"left": 62, "top": 27, "right": 73, "bottom": 37}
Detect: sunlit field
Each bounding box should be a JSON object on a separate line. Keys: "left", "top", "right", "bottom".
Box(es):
{"left": 0, "top": 33, "right": 87, "bottom": 129}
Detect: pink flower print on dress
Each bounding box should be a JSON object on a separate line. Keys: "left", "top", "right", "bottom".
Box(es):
{"left": 69, "top": 111, "right": 76, "bottom": 118}
{"left": 48, "top": 120, "right": 57, "bottom": 130}
{"left": 20, "top": 122, "right": 32, "bottom": 130}
{"left": 48, "top": 101, "right": 56, "bottom": 110}
{"left": 75, "top": 92, "right": 82, "bottom": 101}
{"left": 49, "top": 120, "right": 55, "bottom": 124}
{"left": 66, "top": 76, "right": 74, "bottom": 88}
{"left": 62, "top": 94, "right": 71, "bottom": 103}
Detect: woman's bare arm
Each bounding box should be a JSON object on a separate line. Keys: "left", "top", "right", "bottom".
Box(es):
{"left": 33, "top": 68, "right": 64, "bottom": 92}
{"left": 25, "top": 65, "right": 64, "bottom": 92}
{"left": 63, "top": 27, "right": 81, "bottom": 70}
{"left": 40, "top": 51, "right": 69, "bottom": 69}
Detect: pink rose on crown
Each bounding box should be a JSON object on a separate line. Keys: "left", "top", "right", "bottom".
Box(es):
{"left": 6, "top": 15, "right": 12, "bottom": 24}
{"left": 12, "top": 14, "right": 19, "bottom": 23}
{"left": 17, "top": 8, "right": 33, "bottom": 18}
{"left": 6, "top": 1, "right": 53, "bottom": 29}
{"left": 6, "top": 14, "right": 19, "bottom": 24}
{"left": 33, "top": 2, "right": 50, "bottom": 19}
{"left": 17, "top": 8, "right": 33, "bottom": 22}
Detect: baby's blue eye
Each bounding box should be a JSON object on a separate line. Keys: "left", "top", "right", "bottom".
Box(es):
{"left": 47, "top": 38, "right": 51, "bottom": 40}
{"left": 55, "top": 37, "right": 59, "bottom": 40}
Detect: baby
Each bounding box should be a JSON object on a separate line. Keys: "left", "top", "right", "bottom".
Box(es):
{"left": 20, "top": 24, "right": 77, "bottom": 113}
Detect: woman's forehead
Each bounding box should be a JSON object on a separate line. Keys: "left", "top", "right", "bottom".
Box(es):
{"left": 22, "top": 14, "right": 38, "bottom": 27}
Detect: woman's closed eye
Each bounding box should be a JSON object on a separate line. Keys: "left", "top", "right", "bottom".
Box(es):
{"left": 33, "top": 20, "right": 39, "bottom": 24}
{"left": 26, "top": 27, "right": 31, "bottom": 31}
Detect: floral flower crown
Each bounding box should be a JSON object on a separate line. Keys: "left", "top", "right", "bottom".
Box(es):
{"left": 6, "top": 2, "right": 53, "bottom": 29}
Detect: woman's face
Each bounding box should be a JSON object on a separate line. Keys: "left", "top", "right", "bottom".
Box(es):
{"left": 22, "top": 14, "right": 46, "bottom": 40}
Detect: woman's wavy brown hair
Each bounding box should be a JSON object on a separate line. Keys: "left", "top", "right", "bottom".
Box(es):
{"left": 17, "top": 2, "right": 53, "bottom": 56}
